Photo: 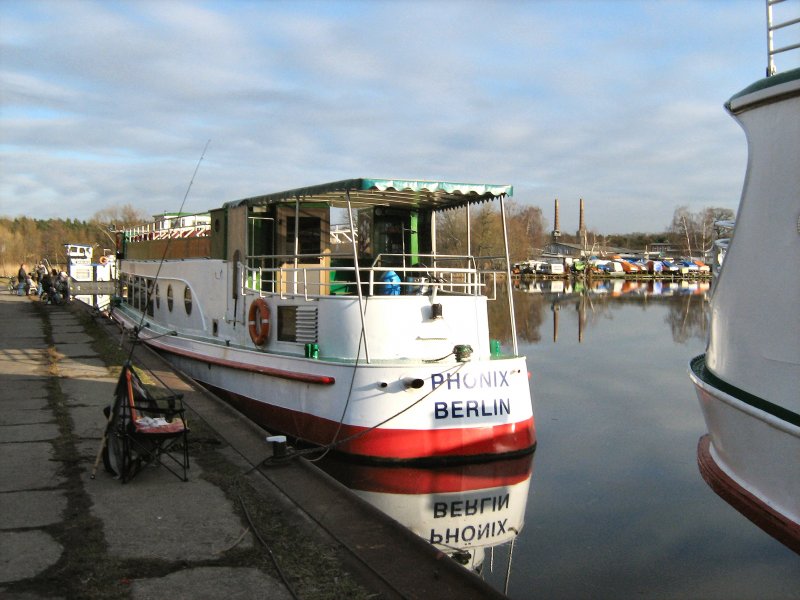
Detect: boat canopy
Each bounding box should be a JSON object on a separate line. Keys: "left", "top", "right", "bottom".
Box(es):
{"left": 223, "top": 178, "right": 513, "bottom": 212}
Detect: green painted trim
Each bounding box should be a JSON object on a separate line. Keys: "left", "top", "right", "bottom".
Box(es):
{"left": 691, "top": 355, "right": 800, "bottom": 428}
{"left": 727, "top": 67, "right": 800, "bottom": 105}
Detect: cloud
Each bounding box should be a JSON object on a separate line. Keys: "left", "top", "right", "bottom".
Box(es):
{"left": 1, "top": 0, "right": 793, "bottom": 231}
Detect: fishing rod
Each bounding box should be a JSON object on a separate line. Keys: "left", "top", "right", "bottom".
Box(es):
{"left": 125, "top": 140, "right": 211, "bottom": 362}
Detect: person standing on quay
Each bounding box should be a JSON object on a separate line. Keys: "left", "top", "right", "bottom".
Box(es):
{"left": 17, "top": 263, "right": 27, "bottom": 295}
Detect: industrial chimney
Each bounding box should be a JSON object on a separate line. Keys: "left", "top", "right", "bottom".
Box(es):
{"left": 578, "top": 198, "right": 587, "bottom": 251}
{"left": 552, "top": 198, "right": 561, "bottom": 241}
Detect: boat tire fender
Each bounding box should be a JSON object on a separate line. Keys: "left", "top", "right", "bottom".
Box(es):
{"left": 248, "top": 298, "right": 270, "bottom": 346}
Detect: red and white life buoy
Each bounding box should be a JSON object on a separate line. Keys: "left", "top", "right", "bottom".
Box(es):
{"left": 248, "top": 298, "right": 270, "bottom": 346}
{"left": 99, "top": 255, "right": 109, "bottom": 265}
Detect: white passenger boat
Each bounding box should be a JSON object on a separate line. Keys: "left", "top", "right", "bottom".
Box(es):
{"left": 111, "top": 178, "right": 536, "bottom": 462}
{"left": 689, "top": 5, "right": 800, "bottom": 552}
{"left": 66, "top": 243, "right": 116, "bottom": 310}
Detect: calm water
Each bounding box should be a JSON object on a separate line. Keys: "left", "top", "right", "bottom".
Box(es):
{"left": 318, "top": 281, "right": 800, "bottom": 599}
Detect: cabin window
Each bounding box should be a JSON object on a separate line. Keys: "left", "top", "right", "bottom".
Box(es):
{"left": 146, "top": 279, "right": 154, "bottom": 317}
{"left": 286, "top": 217, "right": 321, "bottom": 256}
{"left": 155, "top": 283, "right": 160, "bottom": 310}
{"left": 140, "top": 278, "right": 147, "bottom": 313}
{"left": 131, "top": 277, "right": 138, "bottom": 310}
{"left": 167, "top": 284, "right": 174, "bottom": 312}
{"left": 123, "top": 274, "right": 132, "bottom": 306}
{"left": 277, "top": 306, "right": 297, "bottom": 342}
{"left": 135, "top": 277, "right": 146, "bottom": 311}
{"left": 184, "top": 286, "right": 192, "bottom": 315}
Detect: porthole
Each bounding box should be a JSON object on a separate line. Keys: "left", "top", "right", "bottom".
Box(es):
{"left": 184, "top": 286, "right": 192, "bottom": 315}
{"left": 167, "top": 284, "right": 174, "bottom": 312}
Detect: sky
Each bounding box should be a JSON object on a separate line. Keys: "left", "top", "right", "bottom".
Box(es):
{"left": 1, "top": 0, "right": 798, "bottom": 234}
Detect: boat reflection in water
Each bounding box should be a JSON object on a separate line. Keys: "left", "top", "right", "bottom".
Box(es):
{"left": 506, "top": 277, "right": 710, "bottom": 345}
{"left": 316, "top": 454, "right": 533, "bottom": 590}
{"left": 514, "top": 277, "right": 710, "bottom": 298}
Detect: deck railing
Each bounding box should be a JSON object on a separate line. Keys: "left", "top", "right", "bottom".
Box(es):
{"left": 242, "top": 252, "right": 500, "bottom": 300}
{"left": 123, "top": 212, "right": 211, "bottom": 242}
{"left": 767, "top": 0, "right": 800, "bottom": 76}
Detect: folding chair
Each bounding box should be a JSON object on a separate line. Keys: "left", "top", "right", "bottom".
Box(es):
{"left": 102, "top": 362, "right": 190, "bottom": 483}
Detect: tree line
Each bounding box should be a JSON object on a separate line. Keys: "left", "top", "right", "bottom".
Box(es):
{"left": 0, "top": 204, "right": 148, "bottom": 275}
{"left": 1, "top": 201, "right": 733, "bottom": 276}
{"left": 435, "top": 202, "right": 734, "bottom": 260}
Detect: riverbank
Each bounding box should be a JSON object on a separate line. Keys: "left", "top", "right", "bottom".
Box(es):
{"left": 0, "top": 289, "right": 504, "bottom": 599}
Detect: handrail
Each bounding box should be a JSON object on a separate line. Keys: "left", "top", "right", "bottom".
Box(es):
{"left": 241, "top": 262, "right": 492, "bottom": 299}
{"left": 767, "top": 0, "right": 800, "bottom": 76}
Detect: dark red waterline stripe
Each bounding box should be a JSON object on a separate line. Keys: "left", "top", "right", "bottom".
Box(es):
{"left": 697, "top": 435, "right": 800, "bottom": 554}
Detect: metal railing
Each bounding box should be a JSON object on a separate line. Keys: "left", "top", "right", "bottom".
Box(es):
{"left": 123, "top": 212, "right": 211, "bottom": 241}
{"left": 242, "top": 252, "right": 501, "bottom": 300}
{"left": 767, "top": 0, "right": 800, "bottom": 76}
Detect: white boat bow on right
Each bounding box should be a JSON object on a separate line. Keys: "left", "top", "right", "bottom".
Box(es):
{"left": 689, "top": 0, "right": 800, "bottom": 554}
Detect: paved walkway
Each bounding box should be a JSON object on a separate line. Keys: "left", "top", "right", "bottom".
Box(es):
{"left": 0, "top": 292, "right": 292, "bottom": 599}
{"left": 0, "top": 290, "right": 506, "bottom": 600}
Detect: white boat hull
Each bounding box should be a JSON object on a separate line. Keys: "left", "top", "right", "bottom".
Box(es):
{"left": 689, "top": 59, "right": 800, "bottom": 552}
{"left": 113, "top": 303, "right": 536, "bottom": 462}
{"left": 690, "top": 355, "right": 800, "bottom": 552}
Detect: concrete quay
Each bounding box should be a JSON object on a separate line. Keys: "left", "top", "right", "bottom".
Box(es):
{"left": 0, "top": 290, "right": 505, "bottom": 600}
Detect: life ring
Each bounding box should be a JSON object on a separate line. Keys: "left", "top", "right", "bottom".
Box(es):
{"left": 99, "top": 255, "right": 108, "bottom": 265}
{"left": 248, "top": 298, "right": 270, "bottom": 346}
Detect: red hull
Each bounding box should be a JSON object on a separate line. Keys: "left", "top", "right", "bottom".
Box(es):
{"left": 211, "top": 385, "right": 536, "bottom": 462}
{"left": 697, "top": 435, "right": 800, "bottom": 554}
{"left": 319, "top": 453, "right": 534, "bottom": 494}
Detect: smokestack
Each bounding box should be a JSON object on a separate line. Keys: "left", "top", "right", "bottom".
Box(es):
{"left": 554, "top": 198, "right": 560, "bottom": 233}
{"left": 579, "top": 198, "right": 585, "bottom": 233}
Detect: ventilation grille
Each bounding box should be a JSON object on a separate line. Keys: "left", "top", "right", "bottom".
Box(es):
{"left": 295, "top": 306, "right": 318, "bottom": 344}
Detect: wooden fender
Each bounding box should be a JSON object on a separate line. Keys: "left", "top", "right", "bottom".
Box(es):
{"left": 248, "top": 298, "right": 270, "bottom": 346}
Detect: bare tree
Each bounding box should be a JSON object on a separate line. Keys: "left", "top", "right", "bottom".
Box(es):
{"left": 669, "top": 205, "right": 734, "bottom": 258}
{"left": 91, "top": 204, "right": 149, "bottom": 228}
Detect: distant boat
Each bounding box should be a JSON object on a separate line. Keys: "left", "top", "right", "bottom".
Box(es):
{"left": 539, "top": 262, "right": 565, "bottom": 276}
{"left": 660, "top": 259, "right": 680, "bottom": 274}
{"left": 678, "top": 260, "right": 699, "bottom": 275}
{"left": 614, "top": 260, "right": 638, "bottom": 273}
{"left": 646, "top": 260, "right": 663, "bottom": 273}
{"left": 689, "top": 9, "right": 799, "bottom": 553}
{"left": 711, "top": 221, "right": 735, "bottom": 278}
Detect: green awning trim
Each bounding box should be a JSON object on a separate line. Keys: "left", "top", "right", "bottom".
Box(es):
{"left": 223, "top": 178, "right": 513, "bottom": 211}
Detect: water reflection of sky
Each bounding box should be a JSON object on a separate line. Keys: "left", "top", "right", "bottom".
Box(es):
{"left": 487, "top": 295, "right": 800, "bottom": 599}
